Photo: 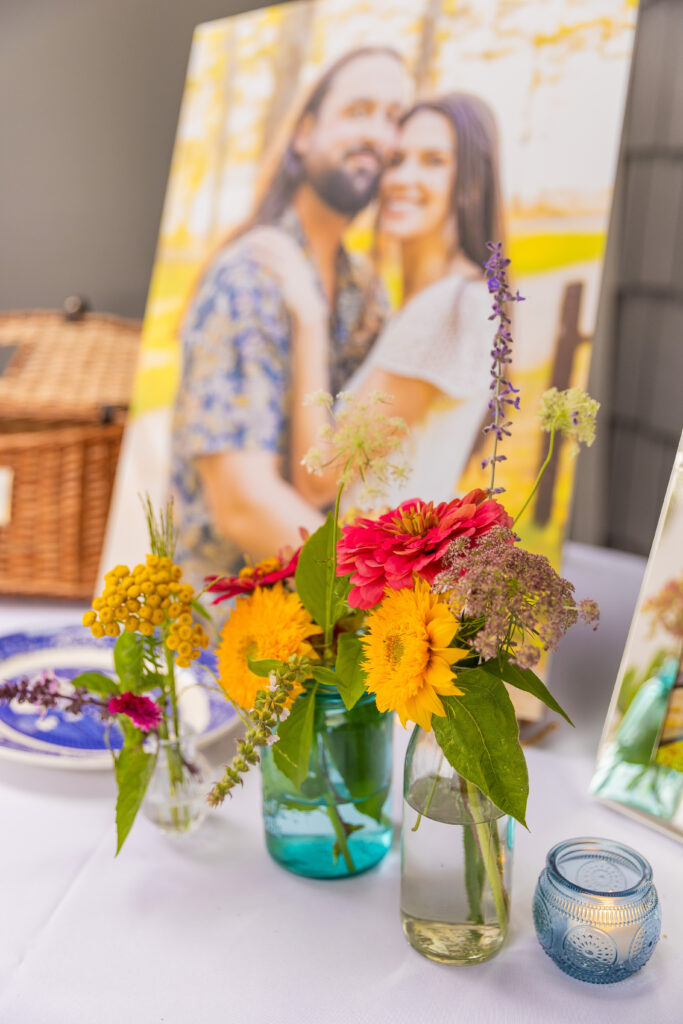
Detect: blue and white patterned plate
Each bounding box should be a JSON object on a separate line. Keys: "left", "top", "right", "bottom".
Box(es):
{"left": 0, "top": 626, "right": 237, "bottom": 770}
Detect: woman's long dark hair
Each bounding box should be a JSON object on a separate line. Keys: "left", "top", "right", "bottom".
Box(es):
{"left": 403, "top": 92, "right": 504, "bottom": 269}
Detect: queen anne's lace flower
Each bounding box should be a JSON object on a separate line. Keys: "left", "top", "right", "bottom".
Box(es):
{"left": 538, "top": 386, "right": 599, "bottom": 451}
{"left": 301, "top": 390, "right": 407, "bottom": 501}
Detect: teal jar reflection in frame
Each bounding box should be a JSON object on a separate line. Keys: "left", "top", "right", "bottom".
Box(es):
{"left": 591, "top": 657, "right": 683, "bottom": 820}
{"left": 261, "top": 686, "right": 393, "bottom": 878}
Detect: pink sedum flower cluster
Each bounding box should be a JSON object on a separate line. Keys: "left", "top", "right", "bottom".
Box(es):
{"left": 435, "top": 525, "right": 599, "bottom": 669}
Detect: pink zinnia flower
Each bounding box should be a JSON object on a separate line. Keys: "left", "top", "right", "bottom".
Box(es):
{"left": 337, "top": 489, "right": 512, "bottom": 609}
{"left": 108, "top": 692, "right": 163, "bottom": 732}
{"left": 206, "top": 548, "right": 301, "bottom": 604}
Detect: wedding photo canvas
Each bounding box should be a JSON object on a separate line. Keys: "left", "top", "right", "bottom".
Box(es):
{"left": 102, "top": 0, "right": 636, "bottom": 600}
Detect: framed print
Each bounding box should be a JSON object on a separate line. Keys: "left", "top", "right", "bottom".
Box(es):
{"left": 592, "top": 433, "right": 683, "bottom": 841}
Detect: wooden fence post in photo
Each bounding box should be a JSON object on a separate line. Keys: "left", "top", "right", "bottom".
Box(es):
{"left": 533, "top": 280, "right": 588, "bottom": 526}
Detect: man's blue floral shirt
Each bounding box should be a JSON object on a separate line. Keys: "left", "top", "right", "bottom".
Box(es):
{"left": 171, "top": 210, "right": 387, "bottom": 591}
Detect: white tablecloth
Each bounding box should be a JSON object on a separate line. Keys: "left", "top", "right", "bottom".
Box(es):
{"left": 0, "top": 543, "right": 681, "bottom": 1024}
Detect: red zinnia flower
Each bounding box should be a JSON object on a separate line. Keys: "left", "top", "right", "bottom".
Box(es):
{"left": 206, "top": 548, "right": 301, "bottom": 604}
{"left": 108, "top": 692, "right": 163, "bottom": 732}
{"left": 337, "top": 489, "right": 512, "bottom": 609}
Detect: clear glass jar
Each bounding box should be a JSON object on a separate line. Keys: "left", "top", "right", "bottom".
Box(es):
{"left": 260, "top": 687, "right": 393, "bottom": 878}
{"left": 401, "top": 725, "right": 514, "bottom": 964}
{"left": 533, "top": 837, "right": 661, "bottom": 983}
{"left": 142, "top": 730, "right": 212, "bottom": 837}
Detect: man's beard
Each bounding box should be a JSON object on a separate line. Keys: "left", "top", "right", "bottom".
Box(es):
{"left": 307, "top": 160, "right": 381, "bottom": 216}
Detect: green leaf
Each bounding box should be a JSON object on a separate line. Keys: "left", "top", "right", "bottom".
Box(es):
{"left": 433, "top": 668, "right": 529, "bottom": 827}
{"left": 113, "top": 632, "right": 144, "bottom": 692}
{"left": 136, "top": 671, "right": 167, "bottom": 694}
{"left": 278, "top": 797, "right": 320, "bottom": 814}
{"left": 70, "top": 671, "right": 117, "bottom": 697}
{"left": 117, "top": 717, "right": 143, "bottom": 745}
{"left": 265, "top": 768, "right": 324, "bottom": 806}
{"left": 311, "top": 666, "right": 339, "bottom": 686}
{"left": 355, "top": 784, "right": 391, "bottom": 825}
{"left": 247, "top": 657, "right": 283, "bottom": 678}
{"left": 295, "top": 513, "right": 349, "bottom": 632}
{"left": 334, "top": 632, "right": 368, "bottom": 711}
{"left": 272, "top": 686, "right": 317, "bottom": 788}
{"left": 322, "top": 698, "right": 391, "bottom": 802}
{"left": 191, "top": 598, "right": 212, "bottom": 621}
{"left": 114, "top": 744, "right": 157, "bottom": 855}
{"left": 481, "top": 658, "right": 573, "bottom": 726}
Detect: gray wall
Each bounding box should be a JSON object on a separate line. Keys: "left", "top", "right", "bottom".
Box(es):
{"left": 0, "top": 0, "right": 271, "bottom": 318}
{"left": 572, "top": 0, "right": 683, "bottom": 555}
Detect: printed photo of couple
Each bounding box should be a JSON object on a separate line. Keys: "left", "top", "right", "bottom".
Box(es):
{"left": 103, "top": 0, "right": 635, "bottom": 603}
{"left": 592, "top": 435, "right": 683, "bottom": 836}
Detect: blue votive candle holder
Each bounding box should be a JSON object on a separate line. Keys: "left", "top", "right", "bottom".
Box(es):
{"left": 533, "top": 837, "right": 660, "bottom": 983}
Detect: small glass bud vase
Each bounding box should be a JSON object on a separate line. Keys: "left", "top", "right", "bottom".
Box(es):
{"left": 142, "top": 729, "right": 212, "bottom": 837}
{"left": 533, "top": 838, "right": 661, "bottom": 983}
{"left": 401, "top": 725, "right": 514, "bottom": 964}
{"left": 260, "top": 687, "right": 393, "bottom": 878}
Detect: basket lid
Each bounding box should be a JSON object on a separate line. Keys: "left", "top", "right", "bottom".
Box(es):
{"left": 0, "top": 310, "right": 141, "bottom": 423}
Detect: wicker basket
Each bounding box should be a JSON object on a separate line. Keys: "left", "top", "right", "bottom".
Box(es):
{"left": 0, "top": 311, "right": 141, "bottom": 598}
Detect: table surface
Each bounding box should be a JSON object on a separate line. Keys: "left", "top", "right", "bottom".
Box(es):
{"left": 0, "top": 542, "right": 681, "bottom": 1024}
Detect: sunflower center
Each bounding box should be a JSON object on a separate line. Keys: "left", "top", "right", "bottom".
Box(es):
{"left": 393, "top": 501, "right": 438, "bottom": 536}
{"left": 383, "top": 632, "right": 405, "bottom": 667}
{"left": 239, "top": 635, "right": 259, "bottom": 660}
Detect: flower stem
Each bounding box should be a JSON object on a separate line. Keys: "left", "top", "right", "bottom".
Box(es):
{"left": 464, "top": 781, "right": 508, "bottom": 937}
{"left": 324, "top": 800, "right": 356, "bottom": 874}
{"left": 317, "top": 729, "right": 355, "bottom": 872}
{"left": 411, "top": 753, "right": 445, "bottom": 832}
{"left": 513, "top": 423, "right": 556, "bottom": 527}
{"left": 323, "top": 481, "right": 345, "bottom": 659}
{"left": 159, "top": 639, "right": 186, "bottom": 829}
{"left": 489, "top": 378, "right": 502, "bottom": 496}
{"left": 165, "top": 642, "right": 180, "bottom": 742}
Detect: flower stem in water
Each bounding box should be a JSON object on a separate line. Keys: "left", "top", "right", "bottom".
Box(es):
{"left": 464, "top": 781, "right": 508, "bottom": 937}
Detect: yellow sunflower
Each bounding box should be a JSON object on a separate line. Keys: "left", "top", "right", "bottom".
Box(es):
{"left": 361, "top": 578, "right": 467, "bottom": 731}
{"left": 217, "top": 583, "right": 322, "bottom": 710}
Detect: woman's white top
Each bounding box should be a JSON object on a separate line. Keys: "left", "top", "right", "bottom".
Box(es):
{"left": 345, "top": 273, "right": 492, "bottom": 508}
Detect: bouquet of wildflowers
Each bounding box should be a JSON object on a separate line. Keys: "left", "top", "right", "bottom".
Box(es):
{"left": 207, "top": 244, "right": 599, "bottom": 867}
{"left": 0, "top": 501, "right": 211, "bottom": 853}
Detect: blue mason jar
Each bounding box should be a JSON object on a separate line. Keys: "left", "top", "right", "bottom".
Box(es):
{"left": 260, "top": 686, "right": 393, "bottom": 878}
{"left": 533, "top": 837, "right": 660, "bottom": 983}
